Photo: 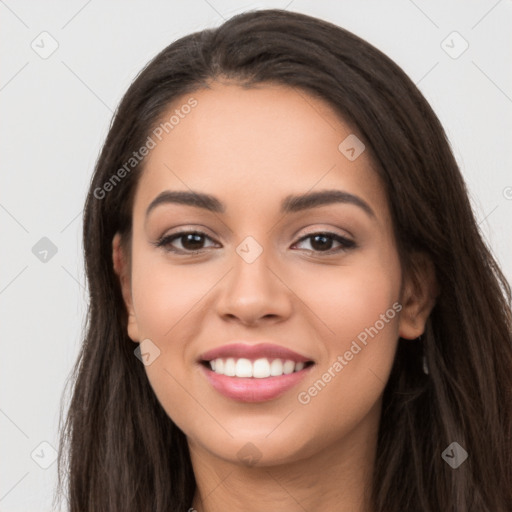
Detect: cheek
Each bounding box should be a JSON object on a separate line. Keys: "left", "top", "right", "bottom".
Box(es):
{"left": 333, "top": 268, "right": 400, "bottom": 342}
{"left": 130, "top": 248, "right": 213, "bottom": 341}
{"left": 291, "top": 258, "right": 402, "bottom": 419}
{"left": 128, "top": 249, "right": 211, "bottom": 432}
{"left": 284, "top": 255, "right": 401, "bottom": 346}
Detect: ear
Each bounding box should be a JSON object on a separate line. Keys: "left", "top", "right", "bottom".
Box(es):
{"left": 398, "top": 252, "right": 438, "bottom": 340}
{"left": 112, "top": 232, "right": 140, "bottom": 343}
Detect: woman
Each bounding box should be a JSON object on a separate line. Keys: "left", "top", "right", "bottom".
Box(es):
{"left": 55, "top": 9, "right": 512, "bottom": 511}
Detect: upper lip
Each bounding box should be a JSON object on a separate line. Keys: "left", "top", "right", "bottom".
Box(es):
{"left": 199, "top": 343, "right": 314, "bottom": 363}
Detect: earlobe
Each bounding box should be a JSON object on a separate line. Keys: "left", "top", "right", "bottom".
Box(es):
{"left": 112, "top": 232, "right": 140, "bottom": 342}
{"left": 398, "top": 253, "right": 439, "bottom": 340}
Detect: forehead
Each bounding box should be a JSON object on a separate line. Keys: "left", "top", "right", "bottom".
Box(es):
{"left": 133, "top": 82, "right": 388, "bottom": 221}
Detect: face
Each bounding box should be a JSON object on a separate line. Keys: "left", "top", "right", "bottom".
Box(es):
{"left": 113, "top": 82, "right": 432, "bottom": 467}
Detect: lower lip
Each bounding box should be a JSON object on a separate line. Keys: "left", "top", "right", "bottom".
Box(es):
{"left": 199, "top": 363, "right": 314, "bottom": 402}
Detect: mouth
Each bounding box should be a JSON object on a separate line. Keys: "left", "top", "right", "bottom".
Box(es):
{"left": 197, "top": 342, "right": 316, "bottom": 402}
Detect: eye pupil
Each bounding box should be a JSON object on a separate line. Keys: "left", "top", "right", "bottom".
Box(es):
{"left": 182, "top": 233, "right": 204, "bottom": 250}
{"left": 310, "top": 234, "right": 333, "bottom": 251}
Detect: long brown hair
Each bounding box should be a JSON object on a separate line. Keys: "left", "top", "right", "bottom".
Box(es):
{"left": 55, "top": 9, "right": 512, "bottom": 511}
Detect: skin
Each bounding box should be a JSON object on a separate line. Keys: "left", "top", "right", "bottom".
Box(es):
{"left": 112, "top": 82, "right": 437, "bottom": 512}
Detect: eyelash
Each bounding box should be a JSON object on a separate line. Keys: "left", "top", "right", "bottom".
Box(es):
{"left": 153, "top": 230, "right": 356, "bottom": 256}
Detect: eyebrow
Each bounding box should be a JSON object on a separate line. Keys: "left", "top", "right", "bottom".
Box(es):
{"left": 145, "top": 189, "right": 375, "bottom": 218}
{"left": 281, "top": 190, "right": 375, "bottom": 218}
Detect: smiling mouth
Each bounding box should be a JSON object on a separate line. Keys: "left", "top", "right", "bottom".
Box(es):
{"left": 200, "top": 357, "right": 315, "bottom": 378}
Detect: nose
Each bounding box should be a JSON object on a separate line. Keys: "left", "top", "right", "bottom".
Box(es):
{"left": 214, "top": 246, "right": 293, "bottom": 327}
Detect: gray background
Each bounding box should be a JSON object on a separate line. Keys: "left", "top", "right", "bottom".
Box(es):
{"left": 1, "top": 1, "right": 511, "bottom": 510}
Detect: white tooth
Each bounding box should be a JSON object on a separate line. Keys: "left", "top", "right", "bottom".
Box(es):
{"left": 210, "top": 357, "right": 302, "bottom": 377}
{"left": 224, "top": 357, "right": 236, "bottom": 376}
{"left": 270, "top": 359, "right": 284, "bottom": 376}
{"left": 235, "top": 358, "right": 253, "bottom": 377}
{"left": 253, "top": 358, "right": 271, "bottom": 378}
{"left": 214, "top": 358, "right": 224, "bottom": 374}
{"left": 283, "top": 360, "right": 295, "bottom": 374}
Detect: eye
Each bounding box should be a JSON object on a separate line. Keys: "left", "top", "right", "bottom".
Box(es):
{"left": 155, "top": 230, "right": 218, "bottom": 254}
{"left": 154, "top": 230, "right": 355, "bottom": 256}
{"left": 292, "top": 232, "right": 355, "bottom": 254}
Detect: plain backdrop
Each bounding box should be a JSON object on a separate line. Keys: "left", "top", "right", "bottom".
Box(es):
{"left": 1, "top": 1, "right": 511, "bottom": 510}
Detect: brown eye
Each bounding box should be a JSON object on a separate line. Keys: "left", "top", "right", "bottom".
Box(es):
{"left": 293, "top": 232, "right": 355, "bottom": 254}
{"left": 156, "top": 231, "right": 218, "bottom": 253}
{"left": 179, "top": 233, "right": 206, "bottom": 250}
